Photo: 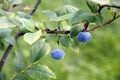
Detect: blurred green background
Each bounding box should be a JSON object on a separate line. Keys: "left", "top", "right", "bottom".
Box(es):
{"left": 1, "top": 0, "right": 120, "bottom": 80}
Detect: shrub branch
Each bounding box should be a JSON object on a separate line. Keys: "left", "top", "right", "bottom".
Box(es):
{"left": 98, "top": 4, "right": 120, "bottom": 14}
{"left": 88, "top": 14, "right": 120, "bottom": 31}
{"left": 0, "top": 0, "right": 42, "bottom": 71}
{"left": 45, "top": 29, "right": 70, "bottom": 34}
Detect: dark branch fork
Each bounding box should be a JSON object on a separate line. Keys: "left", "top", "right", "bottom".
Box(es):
{"left": 87, "top": 14, "right": 120, "bottom": 31}
{"left": 98, "top": 4, "right": 120, "bottom": 14}
{"left": 0, "top": 0, "right": 42, "bottom": 71}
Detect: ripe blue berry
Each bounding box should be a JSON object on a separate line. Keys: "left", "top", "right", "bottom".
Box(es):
{"left": 77, "top": 32, "right": 92, "bottom": 42}
{"left": 51, "top": 49, "right": 65, "bottom": 60}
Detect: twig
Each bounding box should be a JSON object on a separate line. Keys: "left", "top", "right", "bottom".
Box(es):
{"left": 98, "top": 4, "right": 120, "bottom": 14}
{"left": 30, "top": 0, "right": 42, "bottom": 15}
{"left": 82, "top": 22, "right": 89, "bottom": 32}
{"left": 0, "top": 0, "right": 42, "bottom": 71}
{"left": 8, "top": 4, "right": 17, "bottom": 12}
{"left": 0, "top": 31, "right": 24, "bottom": 71}
{"left": 88, "top": 4, "right": 120, "bottom": 31}
{"left": 10, "top": 61, "right": 39, "bottom": 80}
{"left": 0, "top": 45, "right": 13, "bottom": 71}
{"left": 103, "top": 12, "right": 116, "bottom": 26}
{"left": 45, "top": 29, "right": 70, "bottom": 34}
{"left": 88, "top": 14, "right": 120, "bottom": 31}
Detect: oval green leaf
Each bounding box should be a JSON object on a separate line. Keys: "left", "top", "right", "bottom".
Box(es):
{"left": 55, "top": 5, "right": 79, "bottom": 16}
{"left": 26, "top": 64, "right": 56, "bottom": 79}
{"left": 31, "top": 39, "right": 51, "bottom": 62}
{"left": 86, "top": 0, "right": 99, "bottom": 13}
{"left": 59, "top": 35, "right": 71, "bottom": 47}
{"left": 0, "top": 28, "right": 12, "bottom": 39}
{"left": 70, "top": 26, "right": 82, "bottom": 38}
{"left": 20, "top": 18, "right": 35, "bottom": 32}
{"left": 70, "top": 10, "right": 96, "bottom": 25}
{"left": 23, "top": 30, "right": 42, "bottom": 45}
{"left": 14, "top": 51, "right": 26, "bottom": 72}
{"left": 0, "top": 17, "right": 16, "bottom": 28}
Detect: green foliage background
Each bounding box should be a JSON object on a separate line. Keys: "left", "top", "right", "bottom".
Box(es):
{"left": 1, "top": 0, "right": 120, "bottom": 80}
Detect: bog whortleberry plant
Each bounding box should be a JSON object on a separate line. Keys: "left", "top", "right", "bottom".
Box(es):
{"left": 0, "top": 0, "right": 120, "bottom": 80}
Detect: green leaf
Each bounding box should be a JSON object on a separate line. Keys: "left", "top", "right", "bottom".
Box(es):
{"left": 13, "top": 74, "right": 29, "bottom": 80}
{"left": 11, "top": 0, "right": 22, "bottom": 6}
{"left": 0, "top": 17, "right": 16, "bottom": 28}
{"left": 61, "top": 21, "right": 71, "bottom": 30}
{"left": 0, "top": 28, "right": 12, "bottom": 39}
{"left": 55, "top": 5, "right": 79, "bottom": 16}
{"left": 70, "top": 10, "right": 96, "bottom": 25}
{"left": 20, "top": 18, "right": 35, "bottom": 32}
{"left": 0, "top": 9, "right": 10, "bottom": 16}
{"left": 4, "top": 36, "right": 16, "bottom": 45}
{"left": 23, "top": 30, "right": 42, "bottom": 45}
{"left": 59, "top": 35, "right": 71, "bottom": 47}
{"left": 50, "top": 14, "right": 73, "bottom": 22}
{"left": 69, "top": 38, "right": 80, "bottom": 53}
{"left": 31, "top": 39, "right": 51, "bottom": 62}
{"left": 17, "top": 11, "right": 31, "bottom": 19}
{"left": 111, "top": 0, "right": 120, "bottom": 6}
{"left": 46, "top": 34, "right": 58, "bottom": 42}
{"left": 35, "top": 22, "right": 45, "bottom": 30}
{"left": 42, "top": 10, "right": 58, "bottom": 19}
{"left": 9, "top": 18, "right": 21, "bottom": 27}
{"left": 95, "top": 14, "right": 103, "bottom": 25}
{"left": 111, "top": 8, "right": 120, "bottom": 14}
{"left": 14, "top": 51, "right": 26, "bottom": 72}
{"left": 70, "top": 26, "right": 82, "bottom": 38}
{"left": 90, "top": 0, "right": 110, "bottom": 5}
{"left": 26, "top": 64, "right": 56, "bottom": 79}
{"left": 45, "top": 21, "right": 58, "bottom": 30}
{"left": 86, "top": 0, "right": 99, "bottom": 13}
{"left": 42, "top": 10, "right": 73, "bottom": 22}
{"left": 20, "top": 25, "right": 30, "bottom": 33}
{"left": 0, "top": 42, "right": 5, "bottom": 50}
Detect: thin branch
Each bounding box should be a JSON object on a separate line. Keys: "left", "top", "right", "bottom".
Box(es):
{"left": 10, "top": 61, "right": 39, "bottom": 80}
{"left": 107, "top": 5, "right": 120, "bottom": 9}
{"left": 0, "top": 0, "right": 42, "bottom": 71}
{"left": 89, "top": 4, "right": 120, "bottom": 31}
{"left": 30, "top": 0, "right": 42, "bottom": 15}
{"left": 98, "top": 4, "right": 120, "bottom": 14}
{"left": 45, "top": 29, "right": 70, "bottom": 34}
{"left": 103, "top": 12, "right": 116, "bottom": 26}
{"left": 82, "top": 22, "right": 89, "bottom": 32}
{"left": 0, "top": 31, "right": 24, "bottom": 71}
{"left": 88, "top": 15, "right": 120, "bottom": 31}
{"left": 0, "top": 45, "right": 13, "bottom": 71}
{"left": 98, "top": 5, "right": 104, "bottom": 14}
{"left": 8, "top": 4, "right": 17, "bottom": 12}
{"left": 87, "top": 25, "right": 100, "bottom": 31}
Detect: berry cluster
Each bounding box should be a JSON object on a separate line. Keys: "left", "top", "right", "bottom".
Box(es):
{"left": 51, "top": 31, "right": 92, "bottom": 60}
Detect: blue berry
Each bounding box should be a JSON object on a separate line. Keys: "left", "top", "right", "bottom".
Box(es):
{"left": 51, "top": 49, "right": 65, "bottom": 60}
{"left": 77, "top": 32, "right": 92, "bottom": 42}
